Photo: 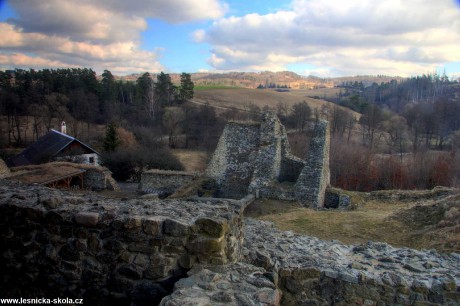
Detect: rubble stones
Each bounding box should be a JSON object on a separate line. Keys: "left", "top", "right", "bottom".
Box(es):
{"left": 244, "top": 218, "right": 460, "bottom": 305}
{"left": 159, "top": 263, "right": 282, "bottom": 306}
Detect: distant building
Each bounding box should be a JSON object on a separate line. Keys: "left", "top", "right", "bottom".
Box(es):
{"left": 7, "top": 129, "right": 99, "bottom": 167}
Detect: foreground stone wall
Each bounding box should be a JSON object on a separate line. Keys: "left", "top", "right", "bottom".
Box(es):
{"left": 244, "top": 219, "right": 460, "bottom": 306}
{"left": 1, "top": 179, "right": 459, "bottom": 305}
{"left": 139, "top": 170, "right": 200, "bottom": 197}
{"left": 160, "top": 263, "right": 281, "bottom": 305}
{"left": 0, "top": 180, "right": 246, "bottom": 305}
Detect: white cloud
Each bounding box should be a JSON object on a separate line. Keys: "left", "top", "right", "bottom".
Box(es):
{"left": 199, "top": 0, "right": 460, "bottom": 76}
{"left": 192, "top": 29, "right": 206, "bottom": 43}
{"left": 1, "top": 0, "right": 226, "bottom": 74}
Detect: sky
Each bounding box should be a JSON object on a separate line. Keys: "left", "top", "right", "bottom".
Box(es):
{"left": 0, "top": 0, "right": 460, "bottom": 78}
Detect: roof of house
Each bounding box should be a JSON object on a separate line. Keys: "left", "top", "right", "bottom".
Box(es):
{"left": 8, "top": 164, "right": 86, "bottom": 185}
{"left": 7, "top": 130, "right": 99, "bottom": 167}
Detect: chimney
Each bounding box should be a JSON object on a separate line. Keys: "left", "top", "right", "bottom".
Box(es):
{"left": 61, "top": 121, "right": 67, "bottom": 134}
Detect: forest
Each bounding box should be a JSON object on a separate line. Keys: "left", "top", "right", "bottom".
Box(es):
{"left": 1, "top": 68, "right": 459, "bottom": 190}
{"left": 322, "top": 73, "right": 460, "bottom": 190}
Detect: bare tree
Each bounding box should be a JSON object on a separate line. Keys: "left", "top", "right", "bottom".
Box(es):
{"left": 163, "top": 107, "right": 185, "bottom": 148}
{"left": 382, "top": 115, "right": 408, "bottom": 157}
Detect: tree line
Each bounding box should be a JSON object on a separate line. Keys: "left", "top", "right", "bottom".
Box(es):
{"left": 319, "top": 73, "right": 460, "bottom": 190}
{"left": 328, "top": 73, "right": 460, "bottom": 152}
{"left": 0, "top": 68, "right": 229, "bottom": 181}
{"left": 0, "top": 68, "right": 195, "bottom": 147}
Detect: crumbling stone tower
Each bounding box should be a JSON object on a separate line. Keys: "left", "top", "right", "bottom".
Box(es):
{"left": 206, "top": 113, "right": 331, "bottom": 208}
{"left": 294, "top": 120, "right": 330, "bottom": 208}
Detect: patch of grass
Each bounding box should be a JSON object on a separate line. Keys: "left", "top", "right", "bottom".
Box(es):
{"left": 244, "top": 199, "right": 300, "bottom": 218}
{"left": 171, "top": 149, "right": 208, "bottom": 172}
{"left": 245, "top": 194, "right": 457, "bottom": 251}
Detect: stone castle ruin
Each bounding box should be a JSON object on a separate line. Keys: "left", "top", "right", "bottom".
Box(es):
{"left": 206, "top": 112, "right": 331, "bottom": 208}
{"left": 1, "top": 114, "right": 459, "bottom": 305}
{"left": 0, "top": 180, "right": 458, "bottom": 305}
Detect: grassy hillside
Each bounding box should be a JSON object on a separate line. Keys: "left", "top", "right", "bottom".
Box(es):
{"left": 192, "top": 87, "right": 354, "bottom": 115}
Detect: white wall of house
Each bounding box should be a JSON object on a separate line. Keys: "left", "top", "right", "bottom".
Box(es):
{"left": 54, "top": 153, "right": 99, "bottom": 165}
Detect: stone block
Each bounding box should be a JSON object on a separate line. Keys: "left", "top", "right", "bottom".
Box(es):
{"left": 117, "top": 264, "right": 142, "bottom": 280}
{"left": 188, "top": 236, "right": 224, "bottom": 254}
{"left": 58, "top": 243, "right": 80, "bottom": 261}
{"left": 24, "top": 207, "right": 45, "bottom": 220}
{"left": 42, "top": 196, "right": 63, "bottom": 209}
{"left": 143, "top": 217, "right": 164, "bottom": 236}
{"left": 163, "top": 219, "right": 190, "bottom": 237}
{"left": 195, "top": 217, "right": 227, "bottom": 238}
{"left": 124, "top": 216, "right": 142, "bottom": 229}
{"left": 292, "top": 267, "right": 322, "bottom": 279}
{"left": 75, "top": 212, "right": 99, "bottom": 227}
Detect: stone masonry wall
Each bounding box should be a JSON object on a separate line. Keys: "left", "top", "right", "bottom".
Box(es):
{"left": 206, "top": 122, "right": 261, "bottom": 199}
{"left": 0, "top": 180, "right": 246, "bottom": 305}
{"left": 207, "top": 113, "right": 332, "bottom": 204}
{"left": 248, "top": 113, "right": 283, "bottom": 193}
{"left": 278, "top": 124, "right": 306, "bottom": 183}
{"left": 140, "top": 170, "right": 200, "bottom": 197}
{"left": 84, "top": 167, "right": 120, "bottom": 191}
{"left": 244, "top": 219, "right": 460, "bottom": 306}
{"left": 295, "top": 120, "right": 331, "bottom": 208}
{"left": 207, "top": 113, "right": 311, "bottom": 200}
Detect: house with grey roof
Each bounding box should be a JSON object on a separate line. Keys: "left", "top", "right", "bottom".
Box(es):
{"left": 7, "top": 129, "right": 99, "bottom": 167}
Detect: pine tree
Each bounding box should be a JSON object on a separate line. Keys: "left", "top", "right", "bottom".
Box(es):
{"left": 179, "top": 72, "right": 194, "bottom": 102}
{"left": 103, "top": 123, "right": 119, "bottom": 152}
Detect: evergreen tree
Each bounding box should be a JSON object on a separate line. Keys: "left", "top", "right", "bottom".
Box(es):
{"left": 103, "top": 123, "right": 119, "bottom": 152}
{"left": 155, "top": 72, "right": 174, "bottom": 105}
{"left": 178, "top": 72, "right": 194, "bottom": 102}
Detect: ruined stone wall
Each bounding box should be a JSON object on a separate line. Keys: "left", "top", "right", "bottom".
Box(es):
{"left": 206, "top": 114, "right": 311, "bottom": 200}
{"left": 1, "top": 179, "right": 459, "bottom": 305}
{"left": 84, "top": 167, "right": 120, "bottom": 191}
{"left": 295, "top": 120, "right": 331, "bottom": 208}
{"left": 248, "top": 113, "right": 283, "bottom": 193}
{"left": 206, "top": 113, "right": 332, "bottom": 205}
{"left": 139, "top": 170, "right": 199, "bottom": 197}
{"left": 279, "top": 124, "right": 306, "bottom": 182}
{"left": 0, "top": 180, "right": 245, "bottom": 305}
{"left": 206, "top": 122, "right": 261, "bottom": 198}
{"left": 244, "top": 219, "right": 460, "bottom": 306}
